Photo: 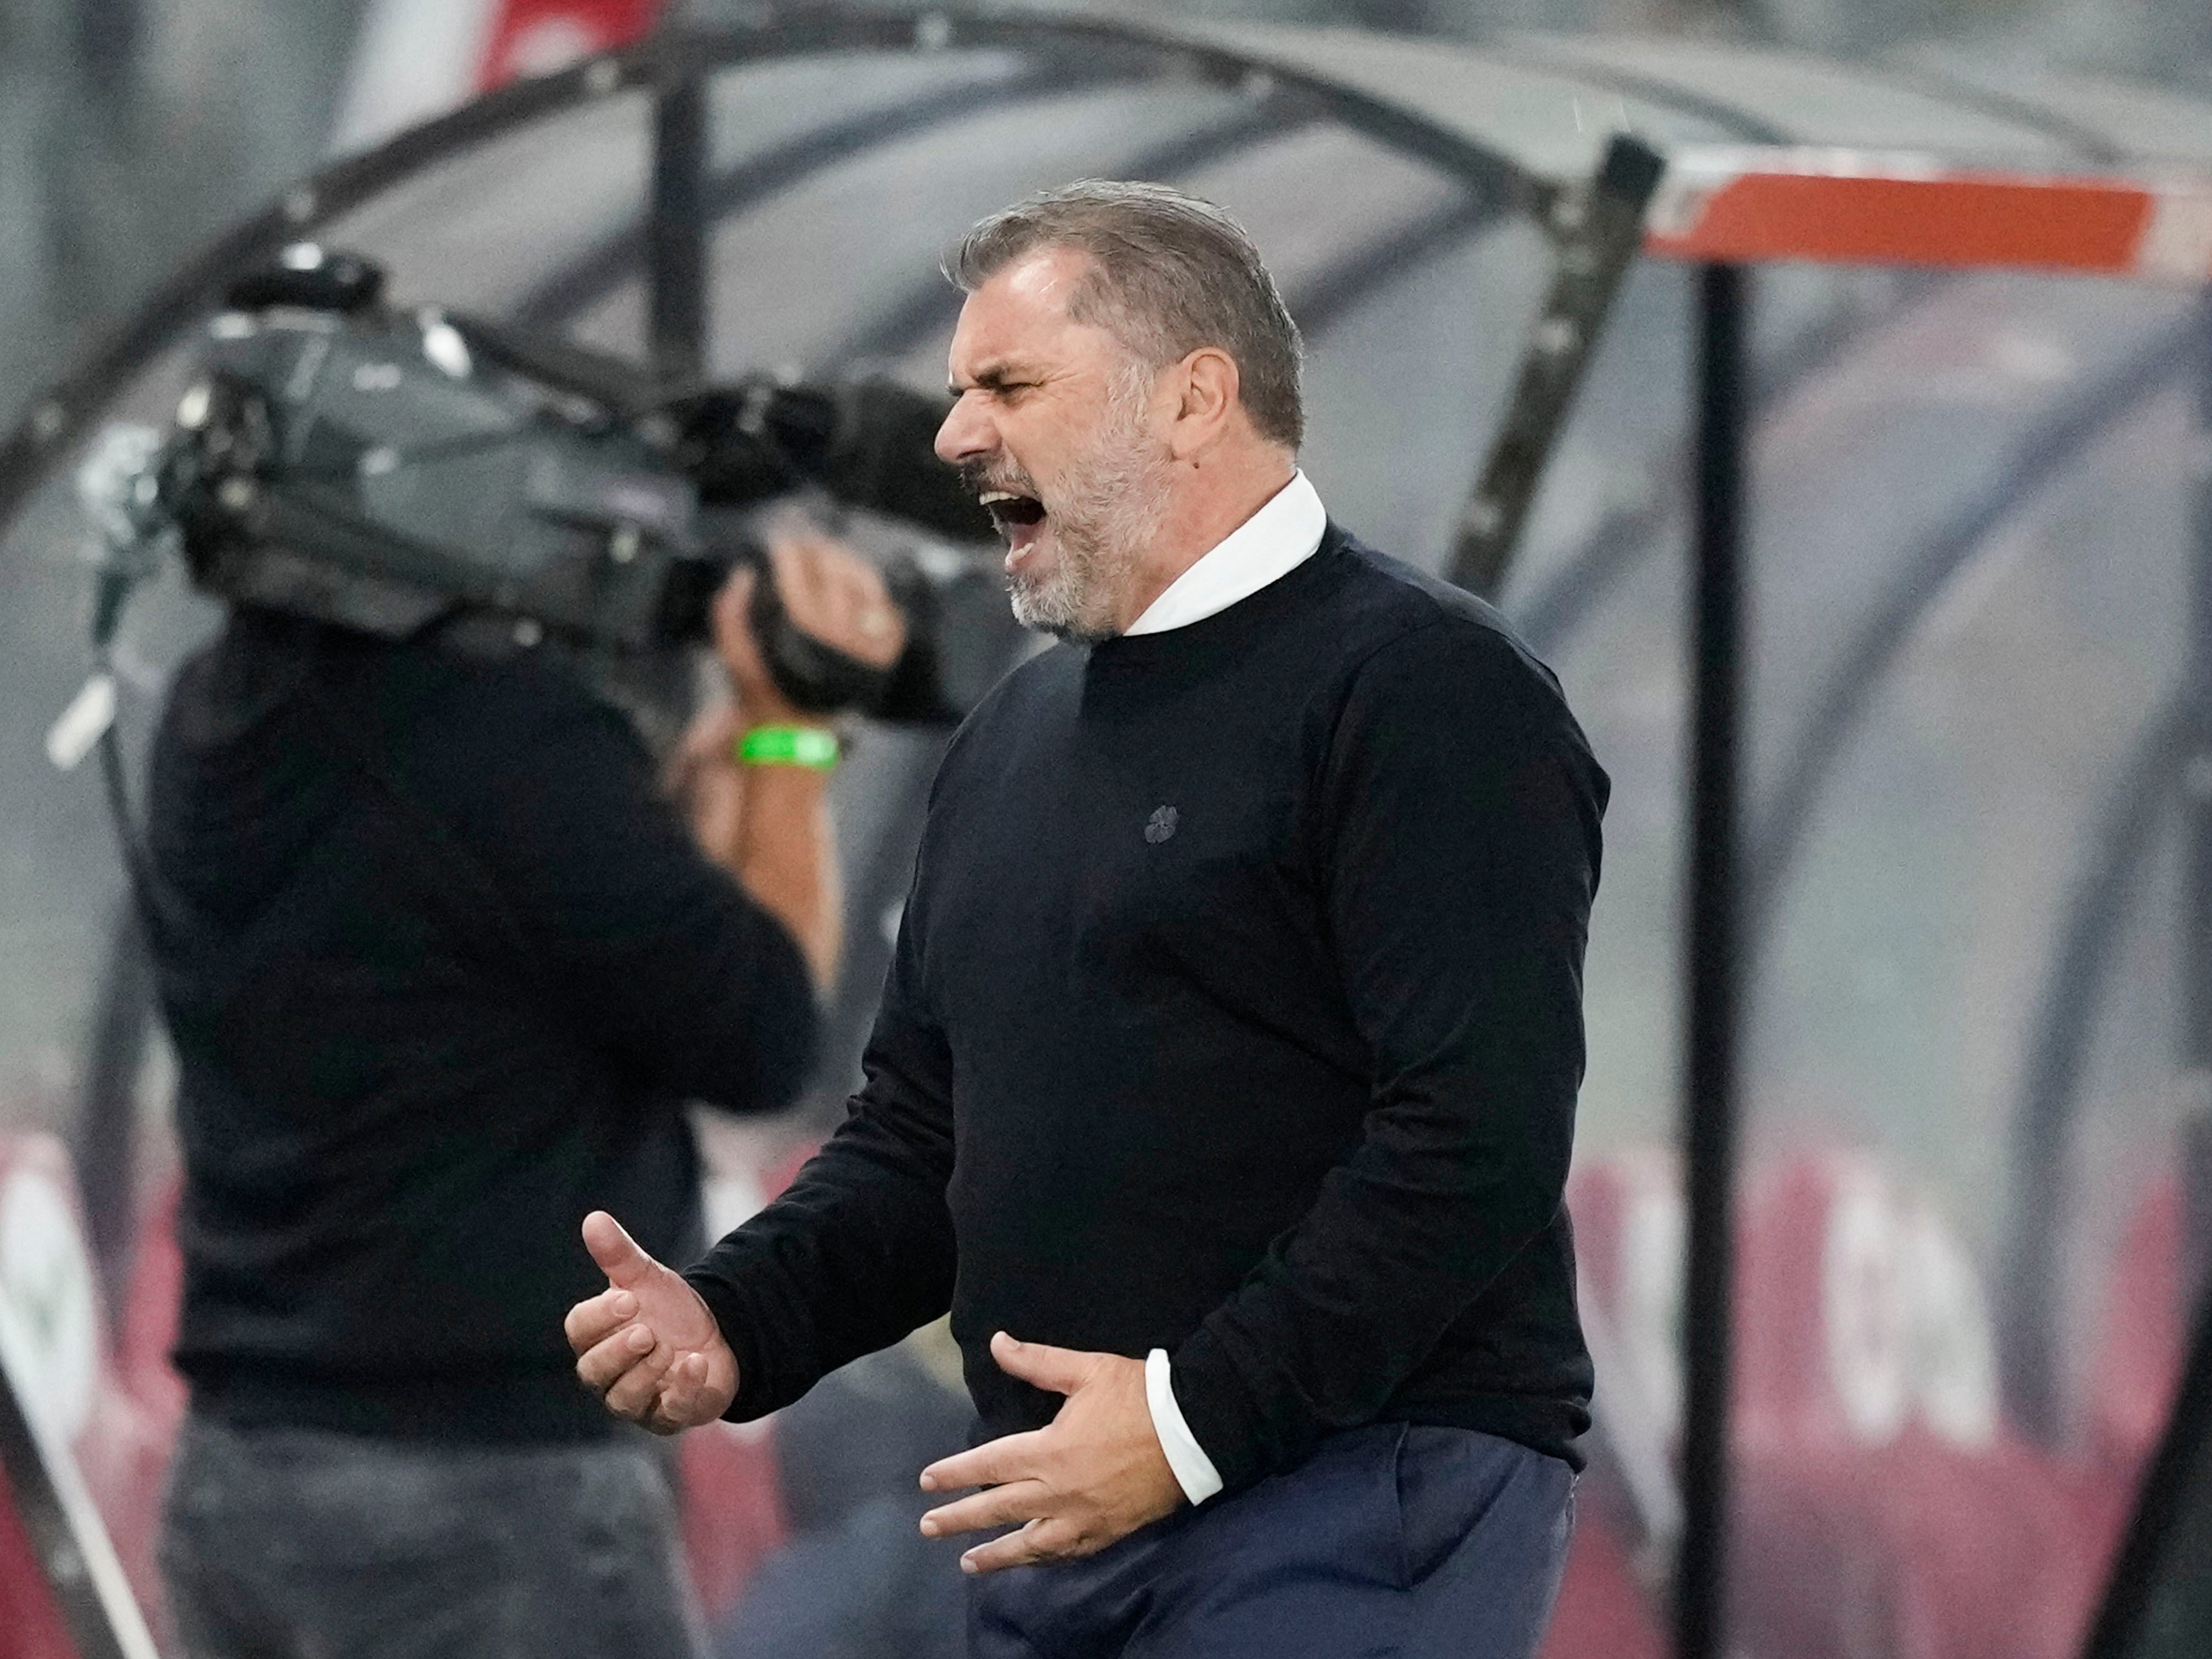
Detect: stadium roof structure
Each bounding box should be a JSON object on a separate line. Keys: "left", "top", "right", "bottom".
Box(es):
{"left": 1, "top": 13, "right": 2209, "bottom": 1659}
{"left": 8, "top": 10, "right": 2212, "bottom": 559}
{"left": 1136, "top": 19, "right": 2212, "bottom": 274}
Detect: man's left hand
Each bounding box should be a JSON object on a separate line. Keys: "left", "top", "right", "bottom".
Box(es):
{"left": 917, "top": 1331, "right": 1184, "bottom": 1573}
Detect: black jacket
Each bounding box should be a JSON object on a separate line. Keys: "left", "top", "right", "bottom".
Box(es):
{"left": 145, "top": 610, "right": 817, "bottom": 1442}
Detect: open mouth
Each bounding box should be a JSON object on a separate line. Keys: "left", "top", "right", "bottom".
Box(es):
{"left": 978, "top": 489, "right": 1046, "bottom": 536}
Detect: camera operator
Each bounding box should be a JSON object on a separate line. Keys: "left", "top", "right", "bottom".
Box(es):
{"left": 143, "top": 525, "right": 900, "bottom": 1659}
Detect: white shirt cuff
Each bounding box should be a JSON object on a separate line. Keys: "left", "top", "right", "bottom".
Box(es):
{"left": 1145, "top": 1347, "right": 1224, "bottom": 1505}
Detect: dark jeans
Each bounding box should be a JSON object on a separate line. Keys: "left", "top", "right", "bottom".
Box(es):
{"left": 160, "top": 1415, "right": 704, "bottom": 1659}
{"left": 967, "top": 1424, "right": 1575, "bottom": 1659}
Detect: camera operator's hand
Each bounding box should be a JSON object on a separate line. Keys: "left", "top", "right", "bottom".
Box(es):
{"left": 567, "top": 1211, "right": 738, "bottom": 1435}
{"left": 713, "top": 531, "right": 908, "bottom": 722}
{"left": 672, "top": 528, "right": 903, "bottom": 993}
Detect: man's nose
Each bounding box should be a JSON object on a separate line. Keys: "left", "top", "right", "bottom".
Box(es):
{"left": 935, "top": 391, "right": 994, "bottom": 467}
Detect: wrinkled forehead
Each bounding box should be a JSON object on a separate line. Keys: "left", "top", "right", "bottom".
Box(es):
{"left": 947, "top": 246, "right": 1113, "bottom": 382}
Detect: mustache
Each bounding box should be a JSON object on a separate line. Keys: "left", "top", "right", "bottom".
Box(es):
{"left": 957, "top": 457, "right": 1040, "bottom": 500}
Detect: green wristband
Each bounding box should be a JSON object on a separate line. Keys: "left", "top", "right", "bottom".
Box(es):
{"left": 736, "top": 724, "right": 840, "bottom": 771}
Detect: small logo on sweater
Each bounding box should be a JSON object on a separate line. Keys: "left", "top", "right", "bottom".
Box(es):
{"left": 1144, "top": 805, "right": 1179, "bottom": 844}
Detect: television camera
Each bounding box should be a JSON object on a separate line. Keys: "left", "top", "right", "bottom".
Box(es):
{"left": 77, "top": 244, "right": 1002, "bottom": 727}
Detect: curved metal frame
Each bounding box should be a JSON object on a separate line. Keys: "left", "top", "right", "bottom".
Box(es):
{"left": 1478, "top": 40, "right": 1797, "bottom": 145}
{"left": 1741, "top": 323, "right": 2192, "bottom": 964}
{"left": 0, "top": 9, "right": 1553, "bottom": 530}
{"left": 2000, "top": 696, "right": 2192, "bottom": 1436}
{"left": 512, "top": 59, "right": 1098, "bottom": 329}
{"left": 1714, "top": 317, "right": 2191, "bottom": 1455}
{"left": 1991, "top": 286, "right": 2209, "bottom": 1451}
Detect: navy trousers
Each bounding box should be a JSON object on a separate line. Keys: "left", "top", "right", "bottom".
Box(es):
{"left": 967, "top": 1424, "right": 1575, "bottom": 1659}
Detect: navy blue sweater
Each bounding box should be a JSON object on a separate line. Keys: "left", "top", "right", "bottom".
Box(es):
{"left": 688, "top": 528, "right": 1606, "bottom": 1490}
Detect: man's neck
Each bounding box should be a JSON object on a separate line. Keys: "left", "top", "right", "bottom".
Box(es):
{"left": 1113, "top": 449, "right": 1297, "bottom": 634}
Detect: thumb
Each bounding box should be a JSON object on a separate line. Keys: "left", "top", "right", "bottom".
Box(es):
{"left": 582, "top": 1210, "right": 660, "bottom": 1290}
{"left": 989, "top": 1331, "right": 1090, "bottom": 1397}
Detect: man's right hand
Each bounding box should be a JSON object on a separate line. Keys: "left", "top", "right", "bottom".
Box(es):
{"left": 566, "top": 1211, "right": 739, "bottom": 1435}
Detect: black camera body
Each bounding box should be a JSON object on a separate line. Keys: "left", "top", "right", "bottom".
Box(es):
{"left": 168, "top": 303, "right": 699, "bottom": 650}
{"left": 115, "top": 247, "right": 997, "bottom": 723}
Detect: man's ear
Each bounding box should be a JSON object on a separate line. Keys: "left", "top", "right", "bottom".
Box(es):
{"left": 1169, "top": 347, "right": 1242, "bottom": 460}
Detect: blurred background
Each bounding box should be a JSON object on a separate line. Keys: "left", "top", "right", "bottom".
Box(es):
{"left": 7, "top": 0, "right": 2209, "bottom": 440}
{"left": 4, "top": 2, "right": 2212, "bottom": 1657}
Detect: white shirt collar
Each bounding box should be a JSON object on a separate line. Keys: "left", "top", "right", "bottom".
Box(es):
{"left": 1122, "top": 470, "right": 1327, "bottom": 636}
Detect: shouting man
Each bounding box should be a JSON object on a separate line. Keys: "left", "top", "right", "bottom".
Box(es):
{"left": 567, "top": 180, "right": 1607, "bottom": 1659}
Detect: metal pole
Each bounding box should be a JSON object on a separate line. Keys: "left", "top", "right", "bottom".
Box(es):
{"left": 648, "top": 70, "right": 710, "bottom": 386}
{"left": 1448, "top": 134, "right": 1663, "bottom": 599}
{"left": 1675, "top": 259, "right": 1747, "bottom": 1659}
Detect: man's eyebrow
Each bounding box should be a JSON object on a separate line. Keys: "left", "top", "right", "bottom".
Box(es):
{"left": 948, "top": 360, "right": 1038, "bottom": 396}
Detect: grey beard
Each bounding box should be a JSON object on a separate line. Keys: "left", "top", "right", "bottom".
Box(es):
{"left": 1007, "top": 388, "right": 1172, "bottom": 642}
{"left": 1008, "top": 538, "right": 1139, "bottom": 642}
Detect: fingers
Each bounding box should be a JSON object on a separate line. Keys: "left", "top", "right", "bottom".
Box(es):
{"left": 601, "top": 1331, "right": 680, "bottom": 1421}
{"left": 580, "top": 1211, "right": 658, "bottom": 1291}
{"left": 718, "top": 526, "right": 902, "bottom": 720}
{"left": 919, "top": 1479, "right": 1051, "bottom": 1540}
{"left": 563, "top": 1285, "right": 639, "bottom": 1356}
{"left": 918, "top": 1425, "right": 1048, "bottom": 1494}
{"left": 765, "top": 535, "right": 831, "bottom": 622}
{"left": 575, "top": 1319, "right": 659, "bottom": 1398}
{"left": 957, "top": 1516, "right": 1096, "bottom": 1576}
{"left": 646, "top": 1351, "right": 726, "bottom": 1436}
{"left": 988, "top": 1330, "right": 1092, "bottom": 1397}
{"left": 578, "top": 1329, "right": 732, "bottom": 1433}
{"left": 825, "top": 553, "right": 903, "bottom": 665}
{"left": 765, "top": 531, "right": 905, "bottom": 669}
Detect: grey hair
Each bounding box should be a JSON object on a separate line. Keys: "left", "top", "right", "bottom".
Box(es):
{"left": 945, "top": 179, "right": 1305, "bottom": 449}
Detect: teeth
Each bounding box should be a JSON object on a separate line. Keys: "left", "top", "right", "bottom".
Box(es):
{"left": 979, "top": 490, "right": 1020, "bottom": 505}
